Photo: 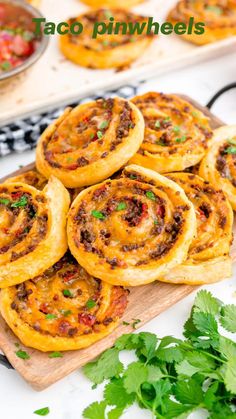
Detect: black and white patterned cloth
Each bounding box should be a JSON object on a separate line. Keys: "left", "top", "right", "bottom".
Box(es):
{"left": 0, "top": 84, "right": 139, "bottom": 157}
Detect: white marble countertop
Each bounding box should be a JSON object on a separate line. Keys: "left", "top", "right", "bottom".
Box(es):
{"left": 0, "top": 51, "right": 236, "bottom": 419}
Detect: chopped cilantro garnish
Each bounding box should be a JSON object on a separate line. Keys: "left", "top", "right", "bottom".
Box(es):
{"left": 173, "top": 126, "right": 181, "bottom": 133}
{"left": 175, "top": 135, "right": 187, "bottom": 143}
{"left": 45, "top": 314, "right": 57, "bottom": 320}
{"left": 97, "top": 131, "right": 103, "bottom": 139}
{"left": 205, "top": 5, "right": 222, "bottom": 15}
{"left": 122, "top": 321, "right": 130, "bottom": 326}
{"left": 129, "top": 174, "right": 137, "bottom": 179}
{"left": 1, "top": 61, "right": 11, "bottom": 71}
{"left": 163, "top": 117, "right": 171, "bottom": 123}
{"left": 15, "top": 350, "right": 30, "bottom": 360}
{"left": 49, "top": 352, "right": 63, "bottom": 358}
{"left": 155, "top": 121, "right": 161, "bottom": 128}
{"left": 154, "top": 219, "right": 159, "bottom": 225}
{"left": 62, "top": 289, "right": 73, "bottom": 298}
{"left": 116, "top": 202, "right": 127, "bottom": 211}
{"left": 11, "top": 196, "right": 28, "bottom": 208}
{"left": 146, "top": 191, "right": 156, "bottom": 201}
{"left": 132, "top": 319, "right": 141, "bottom": 329}
{"left": 86, "top": 299, "right": 96, "bottom": 309}
{"left": 34, "top": 407, "right": 50, "bottom": 416}
{"left": 225, "top": 146, "right": 236, "bottom": 154}
{"left": 0, "top": 198, "right": 10, "bottom": 205}
{"left": 99, "top": 121, "right": 109, "bottom": 129}
{"left": 60, "top": 309, "right": 72, "bottom": 317}
{"left": 91, "top": 210, "right": 105, "bottom": 220}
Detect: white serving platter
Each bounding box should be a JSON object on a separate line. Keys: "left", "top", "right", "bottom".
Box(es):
{"left": 0, "top": 0, "right": 235, "bottom": 125}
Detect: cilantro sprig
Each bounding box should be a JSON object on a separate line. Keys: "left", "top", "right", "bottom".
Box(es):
{"left": 83, "top": 290, "right": 236, "bottom": 418}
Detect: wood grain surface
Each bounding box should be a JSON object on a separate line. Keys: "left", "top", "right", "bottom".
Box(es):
{"left": 0, "top": 95, "right": 232, "bottom": 391}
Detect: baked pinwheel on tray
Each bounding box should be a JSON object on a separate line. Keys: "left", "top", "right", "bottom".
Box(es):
{"left": 167, "top": 0, "right": 236, "bottom": 45}
{"left": 59, "top": 9, "right": 153, "bottom": 69}
{"left": 80, "top": 0, "right": 144, "bottom": 7}
{"left": 67, "top": 164, "right": 196, "bottom": 287}
{"left": 199, "top": 125, "right": 236, "bottom": 210}
{"left": 5, "top": 170, "right": 47, "bottom": 190}
{"left": 130, "top": 92, "right": 213, "bottom": 173}
{"left": 0, "top": 253, "right": 128, "bottom": 351}
{"left": 36, "top": 97, "right": 144, "bottom": 188}
{"left": 5, "top": 168, "right": 83, "bottom": 201}
{"left": 159, "top": 172, "right": 233, "bottom": 285}
{"left": 0, "top": 177, "right": 70, "bottom": 288}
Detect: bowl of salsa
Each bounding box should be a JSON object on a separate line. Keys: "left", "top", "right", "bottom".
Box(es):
{"left": 0, "top": 0, "right": 48, "bottom": 82}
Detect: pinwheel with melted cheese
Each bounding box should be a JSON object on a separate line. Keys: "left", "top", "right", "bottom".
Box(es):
{"left": 4, "top": 168, "right": 83, "bottom": 201}
{"left": 158, "top": 172, "right": 233, "bottom": 285}
{"left": 167, "top": 0, "right": 236, "bottom": 45}
{"left": 0, "top": 176, "right": 70, "bottom": 288}
{"left": 0, "top": 253, "right": 128, "bottom": 352}
{"left": 199, "top": 125, "right": 236, "bottom": 210}
{"left": 59, "top": 9, "right": 153, "bottom": 69}
{"left": 80, "top": 0, "right": 144, "bottom": 8}
{"left": 67, "top": 164, "right": 196, "bottom": 287}
{"left": 130, "top": 92, "right": 212, "bottom": 173}
{"left": 36, "top": 97, "right": 144, "bottom": 188}
{"left": 5, "top": 169, "right": 47, "bottom": 190}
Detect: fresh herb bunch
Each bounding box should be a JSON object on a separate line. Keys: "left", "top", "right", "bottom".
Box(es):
{"left": 83, "top": 290, "right": 236, "bottom": 419}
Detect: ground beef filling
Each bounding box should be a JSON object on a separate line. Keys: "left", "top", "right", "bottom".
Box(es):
{"left": 10, "top": 253, "right": 128, "bottom": 338}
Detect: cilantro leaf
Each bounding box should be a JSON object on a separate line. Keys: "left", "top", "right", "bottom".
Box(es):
{"left": 83, "top": 401, "right": 106, "bottom": 419}
{"left": 123, "top": 362, "right": 148, "bottom": 394}
{"left": 194, "top": 290, "right": 222, "bottom": 316}
{"left": 107, "top": 407, "right": 124, "bottom": 419}
{"left": 220, "top": 305, "right": 236, "bottom": 333}
{"left": 91, "top": 210, "right": 105, "bottom": 220}
{"left": 219, "top": 336, "right": 236, "bottom": 360}
{"left": 162, "top": 399, "right": 195, "bottom": 418}
{"left": 175, "top": 359, "right": 201, "bottom": 378}
{"left": 15, "top": 350, "right": 30, "bottom": 360}
{"left": 86, "top": 299, "right": 96, "bottom": 309}
{"left": 34, "top": 407, "right": 50, "bottom": 416}
{"left": 192, "top": 311, "right": 218, "bottom": 337}
{"left": 116, "top": 202, "right": 127, "bottom": 211}
{"left": 104, "top": 378, "right": 135, "bottom": 408}
{"left": 48, "top": 352, "right": 63, "bottom": 358}
{"left": 11, "top": 196, "right": 28, "bottom": 208}
{"left": 175, "top": 378, "right": 204, "bottom": 405}
{"left": 146, "top": 190, "right": 156, "bottom": 201}
{"left": 45, "top": 314, "right": 57, "bottom": 320}
{"left": 99, "top": 120, "right": 109, "bottom": 129}
{"left": 0, "top": 198, "right": 10, "bottom": 205}
{"left": 115, "top": 333, "right": 140, "bottom": 351}
{"left": 83, "top": 348, "right": 123, "bottom": 384}
{"left": 223, "top": 359, "right": 236, "bottom": 393}
{"left": 147, "top": 365, "right": 164, "bottom": 382}
{"left": 156, "top": 346, "right": 183, "bottom": 363}
{"left": 138, "top": 332, "right": 157, "bottom": 362}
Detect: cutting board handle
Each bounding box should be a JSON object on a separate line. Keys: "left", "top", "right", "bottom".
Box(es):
{"left": 207, "top": 82, "right": 236, "bottom": 110}
{"left": 0, "top": 354, "right": 13, "bottom": 369}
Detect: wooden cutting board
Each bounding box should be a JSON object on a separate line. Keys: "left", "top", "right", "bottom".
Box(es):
{"left": 0, "top": 95, "right": 234, "bottom": 391}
